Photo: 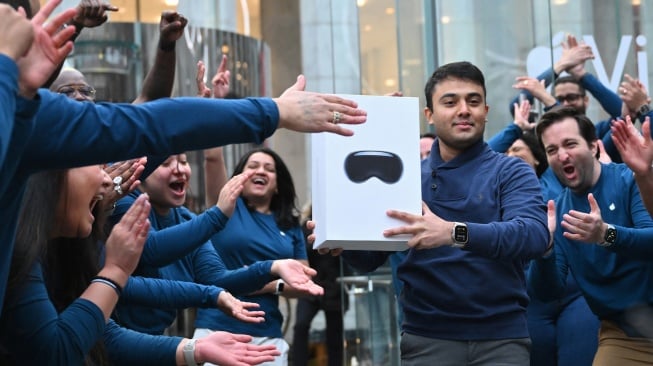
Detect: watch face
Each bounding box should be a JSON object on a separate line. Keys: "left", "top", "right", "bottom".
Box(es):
{"left": 641, "top": 104, "right": 651, "bottom": 115}
{"left": 454, "top": 225, "right": 468, "bottom": 243}
{"left": 605, "top": 227, "right": 617, "bottom": 244}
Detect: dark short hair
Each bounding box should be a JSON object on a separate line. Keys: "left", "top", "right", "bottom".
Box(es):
{"left": 420, "top": 132, "right": 436, "bottom": 139}
{"left": 424, "top": 61, "right": 486, "bottom": 111}
{"left": 553, "top": 76, "right": 586, "bottom": 96}
{"left": 232, "top": 147, "right": 299, "bottom": 230}
{"left": 535, "top": 106, "right": 599, "bottom": 159}
{"left": 517, "top": 131, "right": 548, "bottom": 177}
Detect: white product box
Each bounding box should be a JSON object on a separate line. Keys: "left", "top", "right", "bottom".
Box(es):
{"left": 311, "top": 95, "right": 422, "bottom": 251}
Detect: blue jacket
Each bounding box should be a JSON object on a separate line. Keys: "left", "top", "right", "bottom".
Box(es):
{"left": 530, "top": 163, "right": 653, "bottom": 337}
{"left": 0, "top": 72, "right": 279, "bottom": 318}
{"left": 343, "top": 138, "right": 549, "bottom": 341}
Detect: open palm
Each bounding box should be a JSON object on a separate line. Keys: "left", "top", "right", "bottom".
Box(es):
{"left": 17, "top": 0, "right": 76, "bottom": 97}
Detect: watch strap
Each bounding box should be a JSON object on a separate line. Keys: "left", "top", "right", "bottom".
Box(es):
{"left": 274, "top": 279, "right": 285, "bottom": 295}
{"left": 183, "top": 339, "right": 198, "bottom": 366}
{"left": 598, "top": 224, "right": 616, "bottom": 247}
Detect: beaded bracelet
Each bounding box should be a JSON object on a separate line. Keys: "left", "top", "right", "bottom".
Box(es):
{"left": 91, "top": 276, "right": 123, "bottom": 296}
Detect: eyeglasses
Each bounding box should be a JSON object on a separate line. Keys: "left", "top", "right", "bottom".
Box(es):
{"left": 57, "top": 85, "right": 96, "bottom": 99}
{"left": 555, "top": 93, "right": 584, "bottom": 104}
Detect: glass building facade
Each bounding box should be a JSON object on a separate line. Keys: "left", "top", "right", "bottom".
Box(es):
{"left": 45, "top": 0, "right": 653, "bottom": 364}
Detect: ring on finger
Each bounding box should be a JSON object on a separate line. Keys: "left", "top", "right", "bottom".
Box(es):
{"left": 113, "top": 176, "right": 124, "bottom": 195}
{"left": 332, "top": 111, "right": 342, "bottom": 124}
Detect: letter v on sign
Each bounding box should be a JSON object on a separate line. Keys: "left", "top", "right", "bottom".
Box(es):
{"left": 583, "top": 35, "right": 632, "bottom": 91}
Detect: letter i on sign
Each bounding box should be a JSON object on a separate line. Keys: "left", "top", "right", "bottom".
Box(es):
{"left": 637, "top": 35, "right": 649, "bottom": 94}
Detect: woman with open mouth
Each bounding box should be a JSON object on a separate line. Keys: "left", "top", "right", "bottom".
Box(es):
{"left": 108, "top": 152, "right": 323, "bottom": 337}
{"left": 0, "top": 166, "right": 282, "bottom": 365}
{"left": 194, "top": 147, "right": 311, "bottom": 366}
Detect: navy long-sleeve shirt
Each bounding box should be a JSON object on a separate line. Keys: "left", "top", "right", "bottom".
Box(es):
{"left": 529, "top": 163, "right": 653, "bottom": 337}
{"left": 344, "top": 139, "right": 549, "bottom": 341}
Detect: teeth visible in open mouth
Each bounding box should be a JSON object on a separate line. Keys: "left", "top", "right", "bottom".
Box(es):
{"left": 253, "top": 177, "right": 266, "bottom": 184}
{"left": 170, "top": 182, "right": 185, "bottom": 192}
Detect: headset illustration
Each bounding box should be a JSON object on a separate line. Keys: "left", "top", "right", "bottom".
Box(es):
{"left": 344, "top": 150, "right": 403, "bottom": 184}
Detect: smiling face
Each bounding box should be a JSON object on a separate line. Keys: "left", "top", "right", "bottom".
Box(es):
{"left": 241, "top": 152, "right": 278, "bottom": 210}
{"left": 540, "top": 117, "right": 600, "bottom": 193}
{"left": 424, "top": 77, "right": 489, "bottom": 161}
{"left": 55, "top": 166, "right": 111, "bottom": 238}
{"left": 141, "top": 154, "right": 191, "bottom": 215}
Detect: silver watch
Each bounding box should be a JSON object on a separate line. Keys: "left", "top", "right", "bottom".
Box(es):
{"left": 451, "top": 222, "right": 468, "bottom": 248}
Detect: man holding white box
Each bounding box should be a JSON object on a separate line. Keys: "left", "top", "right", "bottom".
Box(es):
{"left": 332, "top": 61, "right": 550, "bottom": 365}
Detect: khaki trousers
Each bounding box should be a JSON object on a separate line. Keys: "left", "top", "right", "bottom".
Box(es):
{"left": 593, "top": 320, "right": 653, "bottom": 366}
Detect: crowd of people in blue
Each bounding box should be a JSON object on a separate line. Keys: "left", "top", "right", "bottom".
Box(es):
{"left": 1, "top": 0, "right": 653, "bottom": 365}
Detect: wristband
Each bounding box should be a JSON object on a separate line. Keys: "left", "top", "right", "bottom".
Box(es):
{"left": 91, "top": 275, "right": 123, "bottom": 296}
{"left": 183, "top": 339, "right": 199, "bottom": 366}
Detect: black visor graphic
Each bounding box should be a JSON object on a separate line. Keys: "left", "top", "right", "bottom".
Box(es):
{"left": 344, "top": 151, "right": 403, "bottom": 184}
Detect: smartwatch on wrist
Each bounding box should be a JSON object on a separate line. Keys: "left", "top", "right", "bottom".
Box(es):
{"left": 451, "top": 222, "right": 468, "bottom": 248}
{"left": 183, "top": 339, "right": 198, "bottom": 366}
{"left": 274, "top": 279, "right": 285, "bottom": 295}
{"left": 598, "top": 224, "right": 617, "bottom": 247}
{"left": 636, "top": 104, "right": 651, "bottom": 121}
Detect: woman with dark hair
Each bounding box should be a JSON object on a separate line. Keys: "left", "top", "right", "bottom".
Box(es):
{"left": 109, "top": 152, "right": 323, "bottom": 336}
{"left": 0, "top": 167, "right": 282, "bottom": 365}
{"left": 195, "top": 147, "right": 308, "bottom": 365}
{"left": 506, "top": 131, "right": 548, "bottom": 178}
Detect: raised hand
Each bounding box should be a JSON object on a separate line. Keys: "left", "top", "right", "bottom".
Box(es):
{"left": 196, "top": 60, "right": 212, "bottom": 97}
{"left": 71, "top": 0, "right": 118, "bottom": 29}
{"left": 103, "top": 193, "right": 151, "bottom": 286}
{"left": 17, "top": 0, "right": 77, "bottom": 98}
{"left": 383, "top": 201, "right": 452, "bottom": 250}
{"left": 102, "top": 157, "right": 147, "bottom": 208}
{"left": 274, "top": 75, "right": 367, "bottom": 136}
{"left": 513, "top": 98, "right": 535, "bottom": 131}
{"left": 193, "top": 332, "right": 280, "bottom": 365}
{"left": 560, "top": 193, "right": 605, "bottom": 243}
{"left": 158, "top": 11, "right": 188, "bottom": 50}
{"left": 513, "top": 77, "right": 556, "bottom": 107}
{"left": 0, "top": 5, "right": 33, "bottom": 61}
{"left": 271, "top": 259, "right": 324, "bottom": 296}
{"left": 612, "top": 116, "right": 652, "bottom": 176}
{"left": 217, "top": 292, "right": 265, "bottom": 323}
{"left": 555, "top": 34, "right": 594, "bottom": 78}
{"left": 216, "top": 171, "right": 254, "bottom": 217}
{"left": 619, "top": 74, "right": 650, "bottom": 118}
{"left": 212, "top": 55, "right": 231, "bottom": 99}
{"left": 596, "top": 140, "right": 612, "bottom": 164}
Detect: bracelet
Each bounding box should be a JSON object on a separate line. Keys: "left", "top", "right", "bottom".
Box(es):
{"left": 91, "top": 276, "right": 123, "bottom": 296}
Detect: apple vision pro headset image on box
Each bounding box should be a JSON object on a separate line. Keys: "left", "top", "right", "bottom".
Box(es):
{"left": 344, "top": 150, "right": 403, "bottom": 184}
